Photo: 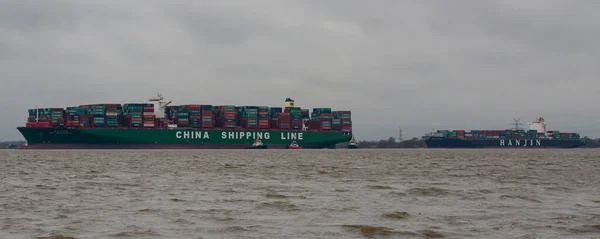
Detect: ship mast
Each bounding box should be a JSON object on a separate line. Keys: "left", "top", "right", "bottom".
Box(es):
{"left": 511, "top": 118, "right": 523, "bottom": 130}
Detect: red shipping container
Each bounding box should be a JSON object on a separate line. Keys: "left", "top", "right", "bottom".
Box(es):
{"left": 269, "top": 120, "right": 278, "bottom": 128}
{"left": 278, "top": 124, "right": 291, "bottom": 129}
{"left": 279, "top": 118, "right": 290, "bottom": 125}
{"left": 99, "top": 104, "right": 120, "bottom": 108}
{"left": 185, "top": 105, "right": 202, "bottom": 109}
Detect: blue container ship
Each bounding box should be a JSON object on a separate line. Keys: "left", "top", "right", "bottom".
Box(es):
{"left": 422, "top": 117, "right": 585, "bottom": 148}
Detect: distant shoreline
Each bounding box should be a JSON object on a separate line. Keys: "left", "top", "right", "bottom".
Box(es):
{"left": 4, "top": 136, "right": 600, "bottom": 149}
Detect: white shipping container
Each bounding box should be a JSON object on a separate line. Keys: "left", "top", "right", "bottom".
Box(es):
{"left": 105, "top": 112, "right": 119, "bottom": 116}
{"left": 143, "top": 112, "right": 155, "bottom": 116}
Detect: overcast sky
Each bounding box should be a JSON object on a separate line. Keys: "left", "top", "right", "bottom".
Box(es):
{"left": 1, "top": 0, "right": 599, "bottom": 141}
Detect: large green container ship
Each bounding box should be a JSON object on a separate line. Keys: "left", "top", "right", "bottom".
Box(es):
{"left": 17, "top": 94, "right": 353, "bottom": 149}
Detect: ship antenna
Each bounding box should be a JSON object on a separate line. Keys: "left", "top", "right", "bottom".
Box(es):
{"left": 512, "top": 118, "right": 523, "bottom": 130}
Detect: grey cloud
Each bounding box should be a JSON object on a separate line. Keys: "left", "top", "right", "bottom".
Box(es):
{"left": 1, "top": 0, "right": 599, "bottom": 141}
{"left": 428, "top": 0, "right": 600, "bottom": 55}
{"left": 164, "top": 3, "right": 276, "bottom": 45}
{"left": 0, "top": 1, "right": 79, "bottom": 32}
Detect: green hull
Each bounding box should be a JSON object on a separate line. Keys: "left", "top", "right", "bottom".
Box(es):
{"left": 16, "top": 127, "right": 352, "bottom": 149}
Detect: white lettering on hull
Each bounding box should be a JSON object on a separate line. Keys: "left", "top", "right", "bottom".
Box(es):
{"left": 220, "top": 131, "right": 272, "bottom": 140}
{"left": 176, "top": 131, "right": 309, "bottom": 141}
{"left": 499, "top": 139, "right": 541, "bottom": 147}
{"left": 176, "top": 131, "right": 210, "bottom": 139}
{"left": 280, "top": 132, "right": 303, "bottom": 140}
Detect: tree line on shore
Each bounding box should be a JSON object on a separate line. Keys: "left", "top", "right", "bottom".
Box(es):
{"left": 0, "top": 141, "right": 23, "bottom": 149}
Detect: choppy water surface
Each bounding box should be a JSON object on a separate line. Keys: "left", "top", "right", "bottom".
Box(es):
{"left": 1, "top": 149, "right": 600, "bottom": 239}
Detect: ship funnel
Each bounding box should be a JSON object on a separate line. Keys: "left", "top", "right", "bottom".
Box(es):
{"left": 284, "top": 98, "right": 295, "bottom": 108}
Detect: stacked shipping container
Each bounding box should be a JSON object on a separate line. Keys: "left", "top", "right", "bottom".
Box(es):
{"left": 201, "top": 105, "right": 214, "bottom": 128}
{"left": 105, "top": 104, "right": 122, "bottom": 127}
{"left": 223, "top": 105, "right": 237, "bottom": 128}
{"left": 24, "top": 102, "right": 355, "bottom": 133}
{"left": 122, "top": 104, "right": 149, "bottom": 127}
{"left": 65, "top": 106, "right": 88, "bottom": 127}
{"left": 176, "top": 106, "right": 189, "bottom": 127}
{"left": 338, "top": 111, "right": 352, "bottom": 132}
{"left": 270, "top": 107, "right": 282, "bottom": 129}
{"left": 258, "top": 106, "right": 269, "bottom": 129}
{"left": 89, "top": 105, "right": 106, "bottom": 127}
{"left": 287, "top": 107, "right": 302, "bottom": 130}
{"left": 242, "top": 106, "right": 258, "bottom": 129}
{"left": 331, "top": 111, "right": 344, "bottom": 131}
{"left": 186, "top": 105, "right": 201, "bottom": 128}
{"left": 436, "top": 129, "right": 580, "bottom": 140}
{"left": 143, "top": 105, "right": 155, "bottom": 128}
{"left": 312, "top": 108, "right": 332, "bottom": 130}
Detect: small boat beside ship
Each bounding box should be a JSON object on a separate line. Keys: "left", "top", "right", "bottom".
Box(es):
{"left": 287, "top": 140, "right": 302, "bottom": 149}
{"left": 246, "top": 139, "right": 267, "bottom": 149}
{"left": 347, "top": 134, "right": 359, "bottom": 149}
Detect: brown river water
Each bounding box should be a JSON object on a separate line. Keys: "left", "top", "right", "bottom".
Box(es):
{"left": 1, "top": 149, "right": 599, "bottom": 239}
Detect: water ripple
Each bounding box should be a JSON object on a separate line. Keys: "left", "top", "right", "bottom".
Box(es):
{"left": 0, "top": 149, "right": 599, "bottom": 238}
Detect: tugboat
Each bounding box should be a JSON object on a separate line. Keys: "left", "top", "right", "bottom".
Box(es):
{"left": 347, "top": 134, "right": 359, "bottom": 149}
{"left": 246, "top": 139, "right": 267, "bottom": 149}
{"left": 287, "top": 140, "right": 302, "bottom": 149}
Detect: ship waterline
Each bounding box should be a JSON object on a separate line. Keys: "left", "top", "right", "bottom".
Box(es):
{"left": 424, "top": 137, "right": 584, "bottom": 148}
{"left": 16, "top": 127, "right": 352, "bottom": 149}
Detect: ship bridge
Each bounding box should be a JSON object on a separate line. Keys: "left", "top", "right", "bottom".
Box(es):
{"left": 527, "top": 117, "right": 547, "bottom": 133}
